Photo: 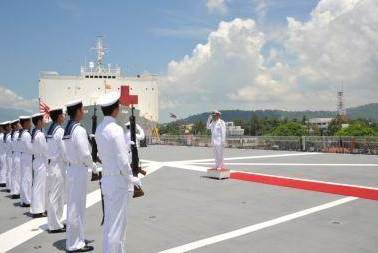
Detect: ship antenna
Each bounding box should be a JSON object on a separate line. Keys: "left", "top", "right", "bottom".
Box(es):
{"left": 91, "top": 36, "right": 107, "bottom": 70}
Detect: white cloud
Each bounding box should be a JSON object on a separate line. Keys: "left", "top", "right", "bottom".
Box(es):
{"left": 206, "top": 0, "right": 229, "bottom": 14}
{"left": 252, "top": 0, "right": 269, "bottom": 22}
{"left": 161, "top": 0, "right": 378, "bottom": 121}
{"left": 0, "top": 86, "right": 38, "bottom": 113}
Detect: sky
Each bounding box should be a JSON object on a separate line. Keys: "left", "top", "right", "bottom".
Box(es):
{"left": 0, "top": 0, "right": 377, "bottom": 122}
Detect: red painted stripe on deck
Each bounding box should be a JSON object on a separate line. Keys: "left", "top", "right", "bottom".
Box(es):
{"left": 230, "top": 172, "right": 378, "bottom": 201}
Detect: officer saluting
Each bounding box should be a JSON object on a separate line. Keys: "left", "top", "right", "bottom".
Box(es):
{"left": 95, "top": 92, "right": 141, "bottom": 253}
{"left": 46, "top": 107, "right": 67, "bottom": 233}
{"left": 30, "top": 113, "right": 48, "bottom": 217}
{"left": 63, "top": 100, "right": 97, "bottom": 253}
{"left": 19, "top": 116, "right": 33, "bottom": 208}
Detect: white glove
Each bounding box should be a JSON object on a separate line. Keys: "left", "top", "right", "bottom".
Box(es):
{"left": 129, "top": 175, "right": 142, "bottom": 187}
{"left": 130, "top": 141, "right": 135, "bottom": 145}
{"left": 92, "top": 162, "right": 99, "bottom": 173}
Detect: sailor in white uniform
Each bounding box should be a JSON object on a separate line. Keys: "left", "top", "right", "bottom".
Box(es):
{"left": 30, "top": 113, "right": 48, "bottom": 217}
{"left": 2, "top": 121, "right": 11, "bottom": 191}
{"left": 46, "top": 107, "right": 67, "bottom": 233}
{"left": 6, "top": 120, "right": 18, "bottom": 194}
{"left": 64, "top": 100, "right": 96, "bottom": 253}
{"left": 0, "top": 123, "right": 6, "bottom": 187}
{"left": 19, "top": 116, "right": 33, "bottom": 207}
{"left": 124, "top": 122, "right": 145, "bottom": 167}
{"left": 96, "top": 92, "right": 141, "bottom": 253}
{"left": 206, "top": 111, "right": 227, "bottom": 169}
{"left": 11, "top": 119, "right": 22, "bottom": 199}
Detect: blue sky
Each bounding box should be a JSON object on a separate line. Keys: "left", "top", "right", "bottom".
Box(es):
{"left": 0, "top": 0, "right": 317, "bottom": 100}
{"left": 2, "top": 0, "right": 376, "bottom": 123}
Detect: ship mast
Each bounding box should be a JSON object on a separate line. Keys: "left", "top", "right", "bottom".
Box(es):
{"left": 91, "top": 36, "right": 107, "bottom": 72}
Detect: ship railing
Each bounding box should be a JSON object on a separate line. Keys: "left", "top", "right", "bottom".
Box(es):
{"left": 147, "top": 135, "right": 378, "bottom": 155}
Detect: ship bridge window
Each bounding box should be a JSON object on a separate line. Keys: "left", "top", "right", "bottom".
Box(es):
{"left": 85, "top": 75, "right": 89, "bottom": 78}
{"left": 95, "top": 76, "right": 98, "bottom": 78}
{"left": 99, "top": 76, "right": 103, "bottom": 78}
{"left": 90, "top": 75, "right": 93, "bottom": 78}
{"left": 112, "top": 76, "right": 116, "bottom": 79}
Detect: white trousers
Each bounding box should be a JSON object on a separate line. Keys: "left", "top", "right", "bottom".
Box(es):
{"left": 66, "top": 164, "right": 88, "bottom": 251}
{"left": 47, "top": 160, "right": 66, "bottom": 230}
{"left": 20, "top": 153, "right": 33, "bottom": 205}
{"left": 11, "top": 153, "right": 21, "bottom": 195}
{"left": 6, "top": 155, "right": 12, "bottom": 190}
{"left": 102, "top": 176, "right": 129, "bottom": 253}
{"left": 31, "top": 156, "right": 47, "bottom": 214}
{"left": 213, "top": 144, "right": 224, "bottom": 169}
{"left": 0, "top": 153, "right": 7, "bottom": 184}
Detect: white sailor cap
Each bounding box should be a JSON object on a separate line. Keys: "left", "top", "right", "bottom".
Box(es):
{"left": 32, "top": 113, "right": 44, "bottom": 119}
{"left": 213, "top": 110, "right": 221, "bottom": 115}
{"left": 19, "top": 115, "right": 31, "bottom": 120}
{"left": 49, "top": 107, "right": 64, "bottom": 113}
{"left": 125, "top": 122, "right": 130, "bottom": 126}
{"left": 66, "top": 99, "right": 82, "bottom": 108}
{"left": 97, "top": 92, "right": 120, "bottom": 107}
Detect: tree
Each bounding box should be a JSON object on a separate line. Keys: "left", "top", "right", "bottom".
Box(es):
{"left": 271, "top": 122, "right": 306, "bottom": 136}
{"left": 192, "top": 121, "right": 207, "bottom": 135}
{"left": 336, "top": 122, "right": 377, "bottom": 136}
{"left": 328, "top": 117, "right": 346, "bottom": 135}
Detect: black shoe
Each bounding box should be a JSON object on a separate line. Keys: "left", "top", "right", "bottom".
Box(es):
{"left": 20, "top": 203, "right": 30, "bottom": 208}
{"left": 5, "top": 189, "right": 10, "bottom": 193}
{"left": 48, "top": 227, "right": 66, "bottom": 233}
{"left": 0, "top": 183, "right": 6, "bottom": 187}
{"left": 67, "top": 245, "right": 94, "bottom": 252}
{"left": 11, "top": 194, "right": 20, "bottom": 199}
{"left": 32, "top": 213, "right": 47, "bottom": 218}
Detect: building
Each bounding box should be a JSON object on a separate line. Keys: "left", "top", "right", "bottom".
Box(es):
{"left": 226, "top": 122, "right": 244, "bottom": 136}
{"left": 39, "top": 37, "right": 159, "bottom": 122}
{"left": 309, "top": 118, "right": 334, "bottom": 131}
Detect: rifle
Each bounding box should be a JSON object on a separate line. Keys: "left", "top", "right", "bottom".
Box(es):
{"left": 130, "top": 106, "right": 146, "bottom": 198}
{"left": 89, "top": 105, "right": 105, "bottom": 225}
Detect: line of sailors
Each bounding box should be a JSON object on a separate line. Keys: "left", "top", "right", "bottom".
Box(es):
{"left": 0, "top": 93, "right": 145, "bottom": 253}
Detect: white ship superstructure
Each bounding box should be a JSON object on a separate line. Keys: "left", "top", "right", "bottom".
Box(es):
{"left": 39, "top": 37, "right": 159, "bottom": 122}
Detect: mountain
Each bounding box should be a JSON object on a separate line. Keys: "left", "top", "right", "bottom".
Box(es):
{"left": 0, "top": 107, "right": 31, "bottom": 122}
{"left": 177, "top": 103, "right": 378, "bottom": 124}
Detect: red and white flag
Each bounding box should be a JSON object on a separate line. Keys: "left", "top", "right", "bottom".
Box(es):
{"left": 39, "top": 99, "right": 50, "bottom": 121}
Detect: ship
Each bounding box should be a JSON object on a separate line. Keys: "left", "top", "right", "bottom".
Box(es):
{"left": 38, "top": 37, "right": 159, "bottom": 127}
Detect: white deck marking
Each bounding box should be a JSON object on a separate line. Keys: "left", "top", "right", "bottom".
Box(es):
{"left": 158, "top": 196, "right": 357, "bottom": 253}
{"left": 169, "top": 152, "right": 321, "bottom": 164}
{"left": 192, "top": 162, "right": 378, "bottom": 167}
{"left": 0, "top": 164, "right": 164, "bottom": 252}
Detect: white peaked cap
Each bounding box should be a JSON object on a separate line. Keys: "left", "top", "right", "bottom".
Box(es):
{"left": 66, "top": 99, "right": 82, "bottom": 108}
{"left": 97, "top": 92, "right": 120, "bottom": 107}
{"left": 49, "top": 107, "right": 64, "bottom": 113}
{"left": 32, "top": 113, "right": 44, "bottom": 118}
{"left": 12, "top": 119, "right": 19, "bottom": 124}
{"left": 2, "top": 121, "right": 11, "bottom": 125}
{"left": 19, "top": 115, "right": 31, "bottom": 120}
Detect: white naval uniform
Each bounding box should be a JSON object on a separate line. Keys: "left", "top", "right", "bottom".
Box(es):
{"left": 96, "top": 116, "right": 133, "bottom": 253}
{"left": 207, "top": 117, "right": 226, "bottom": 169}
{"left": 0, "top": 132, "right": 6, "bottom": 184}
{"left": 11, "top": 131, "right": 21, "bottom": 195}
{"left": 20, "top": 130, "right": 33, "bottom": 205}
{"left": 46, "top": 124, "right": 66, "bottom": 231}
{"left": 64, "top": 121, "right": 94, "bottom": 251}
{"left": 30, "top": 129, "right": 48, "bottom": 214}
{"left": 5, "top": 133, "right": 13, "bottom": 190}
